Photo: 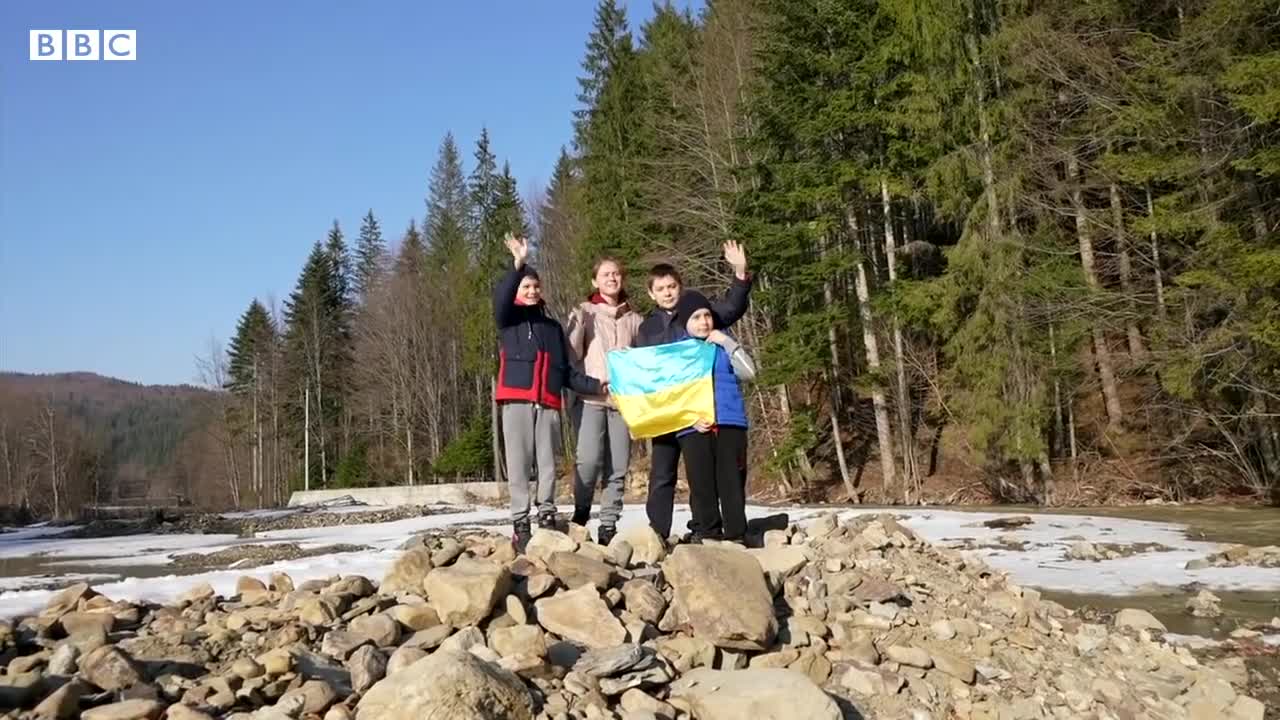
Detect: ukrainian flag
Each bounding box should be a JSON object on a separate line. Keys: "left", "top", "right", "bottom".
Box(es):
{"left": 606, "top": 339, "right": 717, "bottom": 439}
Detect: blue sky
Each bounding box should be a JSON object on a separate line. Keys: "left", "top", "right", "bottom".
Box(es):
{"left": 1, "top": 1, "right": 689, "bottom": 386}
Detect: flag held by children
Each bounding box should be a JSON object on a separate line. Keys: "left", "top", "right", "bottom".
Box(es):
{"left": 606, "top": 339, "right": 717, "bottom": 439}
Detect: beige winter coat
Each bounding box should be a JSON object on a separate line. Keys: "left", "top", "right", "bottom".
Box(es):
{"left": 566, "top": 297, "right": 643, "bottom": 407}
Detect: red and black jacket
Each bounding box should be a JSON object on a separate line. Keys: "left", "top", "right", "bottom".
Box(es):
{"left": 494, "top": 266, "right": 601, "bottom": 410}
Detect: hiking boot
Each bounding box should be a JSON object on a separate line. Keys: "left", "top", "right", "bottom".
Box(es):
{"left": 512, "top": 520, "right": 532, "bottom": 553}
{"left": 596, "top": 523, "right": 617, "bottom": 547}
{"left": 571, "top": 505, "right": 591, "bottom": 527}
{"left": 537, "top": 510, "right": 559, "bottom": 531}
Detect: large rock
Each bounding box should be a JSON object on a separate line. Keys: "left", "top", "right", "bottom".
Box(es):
{"left": 350, "top": 614, "right": 401, "bottom": 647}
{"left": 548, "top": 552, "right": 614, "bottom": 590}
{"left": 81, "top": 699, "right": 164, "bottom": 720}
{"left": 61, "top": 611, "right": 115, "bottom": 637}
{"left": 347, "top": 646, "right": 387, "bottom": 694}
{"left": 424, "top": 559, "right": 512, "bottom": 627}
{"left": 1115, "top": 608, "right": 1166, "bottom": 632}
{"left": 389, "top": 604, "right": 440, "bottom": 632}
{"left": 669, "top": 668, "right": 840, "bottom": 720}
{"left": 534, "top": 585, "right": 627, "bottom": 649}
{"left": 747, "top": 547, "right": 808, "bottom": 579}
{"left": 33, "top": 678, "right": 89, "bottom": 719}
{"left": 355, "top": 650, "right": 533, "bottom": 720}
{"left": 387, "top": 646, "right": 428, "bottom": 677}
{"left": 280, "top": 680, "right": 339, "bottom": 715}
{"left": 80, "top": 645, "right": 143, "bottom": 691}
{"left": 380, "top": 549, "right": 434, "bottom": 595}
{"left": 45, "top": 583, "right": 96, "bottom": 616}
{"left": 490, "top": 625, "right": 547, "bottom": 659}
{"left": 525, "top": 530, "right": 577, "bottom": 565}
{"left": 620, "top": 580, "right": 667, "bottom": 625}
{"left": 662, "top": 545, "right": 777, "bottom": 650}
{"left": 612, "top": 527, "right": 666, "bottom": 566}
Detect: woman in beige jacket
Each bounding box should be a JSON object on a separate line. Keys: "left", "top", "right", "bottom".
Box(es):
{"left": 565, "top": 258, "right": 643, "bottom": 546}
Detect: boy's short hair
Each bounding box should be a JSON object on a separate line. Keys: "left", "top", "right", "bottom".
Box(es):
{"left": 593, "top": 256, "right": 624, "bottom": 277}
{"left": 647, "top": 263, "right": 683, "bottom": 289}
{"left": 523, "top": 268, "right": 540, "bottom": 281}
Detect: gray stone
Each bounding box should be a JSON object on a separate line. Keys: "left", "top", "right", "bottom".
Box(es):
{"left": 490, "top": 625, "right": 547, "bottom": 659}
{"left": 424, "top": 559, "right": 512, "bottom": 627}
{"left": 355, "top": 650, "right": 533, "bottom": 720}
{"left": 387, "top": 646, "right": 428, "bottom": 677}
{"left": 279, "top": 680, "right": 339, "bottom": 715}
{"left": 350, "top": 614, "right": 400, "bottom": 647}
{"left": 548, "top": 552, "right": 614, "bottom": 591}
{"left": 80, "top": 699, "right": 165, "bottom": 720}
{"left": 534, "top": 585, "right": 626, "bottom": 649}
{"left": 321, "top": 630, "right": 370, "bottom": 660}
{"left": 378, "top": 545, "right": 435, "bottom": 591}
{"left": 620, "top": 581, "right": 666, "bottom": 626}
{"left": 886, "top": 645, "right": 932, "bottom": 669}
{"left": 1115, "top": 608, "right": 1166, "bottom": 632}
{"left": 670, "top": 668, "right": 840, "bottom": 720}
{"left": 662, "top": 545, "right": 776, "bottom": 651}
{"left": 526, "top": 530, "right": 578, "bottom": 565}
{"left": 80, "top": 645, "right": 143, "bottom": 691}
{"left": 573, "top": 645, "right": 653, "bottom": 678}
{"left": 346, "top": 646, "right": 387, "bottom": 694}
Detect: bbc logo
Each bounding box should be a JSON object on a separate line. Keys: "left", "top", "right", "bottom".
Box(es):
{"left": 30, "top": 30, "right": 137, "bottom": 61}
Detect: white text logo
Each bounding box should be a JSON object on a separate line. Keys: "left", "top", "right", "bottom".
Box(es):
{"left": 30, "top": 30, "right": 137, "bottom": 61}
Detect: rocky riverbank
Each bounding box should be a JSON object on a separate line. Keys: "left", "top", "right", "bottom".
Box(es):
{"left": 59, "top": 504, "right": 460, "bottom": 540}
{"left": 0, "top": 512, "right": 1272, "bottom": 719}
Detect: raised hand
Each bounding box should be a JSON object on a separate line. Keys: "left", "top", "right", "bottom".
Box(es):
{"left": 722, "top": 240, "right": 747, "bottom": 279}
{"left": 505, "top": 233, "right": 530, "bottom": 269}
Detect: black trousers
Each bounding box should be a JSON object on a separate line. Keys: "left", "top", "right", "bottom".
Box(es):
{"left": 677, "top": 427, "right": 748, "bottom": 541}
{"left": 645, "top": 432, "right": 681, "bottom": 538}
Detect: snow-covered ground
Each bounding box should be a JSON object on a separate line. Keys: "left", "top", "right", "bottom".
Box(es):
{"left": 2, "top": 504, "right": 1279, "bottom": 622}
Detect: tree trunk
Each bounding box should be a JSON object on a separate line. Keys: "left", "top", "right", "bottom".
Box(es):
{"left": 304, "top": 383, "right": 311, "bottom": 492}
{"left": 881, "top": 178, "right": 918, "bottom": 501}
{"left": 853, "top": 256, "right": 897, "bottom": 497}
{"left": 1050, "top": 323, "right": 1065, "bottom": 459}
{"left": 490, "top": 377, "right": 503, "bottom": 483}
{"left": 819, "top": 228, "right": 856, "bottom": 501}
{"left": 1067, "top": 152, "right": 1123, "bottom": 429}
{"left": 1110, "top": 180, "right": 1146, "bottom": 360}
{"left": 1143, "top": 185, "right": 1169, "bottom": 323}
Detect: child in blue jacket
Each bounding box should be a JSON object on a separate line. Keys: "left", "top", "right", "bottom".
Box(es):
{"left": 671, "top": 291, "right": 757, "bottom": 543}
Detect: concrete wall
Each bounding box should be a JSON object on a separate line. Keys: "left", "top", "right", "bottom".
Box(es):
{"left": 288, "top": 482, "right": 506, "bottom": 507}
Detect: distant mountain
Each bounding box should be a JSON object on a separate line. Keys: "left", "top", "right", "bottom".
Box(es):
{"left": 0, "top": 372, "right": 217, "bottom": 502}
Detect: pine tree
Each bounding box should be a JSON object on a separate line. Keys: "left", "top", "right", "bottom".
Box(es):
{"left": 423, "top": 133, "right": 476, "bottom": 446}
{"left": 354, "top": 210, "right": 386, "bottom": 301}
{"left": 575, "top": 0, "right": 650, "bottom": 271}
{"left": 283, "top": 242, "right": 348, "bottom": 487}
{"left": 326, "top": 220, "right": 353, "bottom": 309}
{"left": 226, "top": 299, "right": 277, "bottom": 506}
{"left": 575, "top": 0, "right": 632, "bottom": 142}
{"left": 426, "top": 133, "right": 471, "bottom": 262}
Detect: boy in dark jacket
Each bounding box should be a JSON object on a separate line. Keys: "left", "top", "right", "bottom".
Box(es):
{"left": 634, "top": 241, "right": 752, "bottom": 540}
{"left": 672, "top": 291, "right": 757, "bottom": 542}
{"left": 495, "top": 235, "right": 603, "bottom": 550}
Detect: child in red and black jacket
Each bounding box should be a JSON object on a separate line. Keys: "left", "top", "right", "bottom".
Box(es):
{"left": 495, "top": 234, "right": 603, "bottom": 551}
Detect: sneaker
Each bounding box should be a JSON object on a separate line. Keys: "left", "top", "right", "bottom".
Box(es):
{"left": 512, "top": 520, "right": 532, "bottom": 553}
{"left": 596, "top": 524, "right": 617, "bottom": 547}
{"left": 571, "top": 505, "right": 591, "bottom": 527}
{"left": 537, "top": 510, "right": 559, "bottom": 531}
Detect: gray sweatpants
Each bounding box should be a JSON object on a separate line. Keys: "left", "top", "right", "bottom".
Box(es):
{"left": 574, "top": 402, "right": 630, "bottom": 526}
{"left": 503, "top": 402, "right": 561, "bottom": 523}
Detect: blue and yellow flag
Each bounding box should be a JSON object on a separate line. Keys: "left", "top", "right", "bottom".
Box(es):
{"left": 606, "top": 339, "right": 717, "bottom": 439}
